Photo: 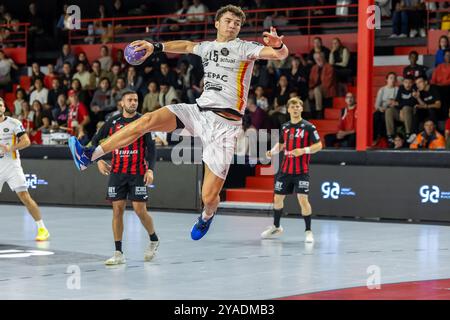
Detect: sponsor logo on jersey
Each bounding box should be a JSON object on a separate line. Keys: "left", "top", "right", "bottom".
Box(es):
{"left": 3, "top": 128, "right": 9, "bottom": 133}
{"left": 220, "top": 57, "right": 236, "bottom": 64}
{"left": 114, "top": 149, "right": 139, "bottom": 156}
{"left": 205, "top": 72, "right": 228, "bottom": 82}
{"left": 204, "top": 82, "right": 223, "bottom": 91}
{"left": 221, "top": 47, "right": 229, "bottom": 56}
{"left": 135, "top": 186, "right": 147, "bottom": 196}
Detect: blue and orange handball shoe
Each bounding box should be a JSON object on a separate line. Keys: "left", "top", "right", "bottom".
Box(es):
{"left": 68, "top": 136, "right": 94, "bottom": 171}
{"left": 191, "top": 215, "right": 214, "bottom": 241}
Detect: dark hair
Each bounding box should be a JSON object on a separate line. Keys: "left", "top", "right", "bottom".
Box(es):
{"left": 215, "top": 5, "right": 246, "bottom": 24}
{"left": 386, "top": 72, "right": 397, "bottom": 79}
{"left": 121, "top": 90, "right": 138, "bottom": 100}
{"left": 92, "top": 60, "right": 101, "bottom": 66}
{"left": 415, "top": 75, "right": 427, "bottom": 82}
{"left": 424, "top": 118, "right": 435, "bottom": 125}
{"left": 63, "top": 62, "right": 71, "bottom": 67}
{"left": 438, "top": 35, "right": 449, "bottom": 49}
{"left": 409, "top": 50, "right": 419, "bottom": 57}
{"left": 444, "top": 49, "right": 450, "bottom": 55}
{"left": 404, "top": 76, "right": 415, "bottom": 81}
{"left": 101, "top": 45, "right": 109, "bottom": 53}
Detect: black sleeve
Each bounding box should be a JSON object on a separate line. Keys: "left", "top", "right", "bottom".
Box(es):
{"left": 145, "top": 133, "right": 157, "bottom": 171}
{"left": 309, "top": 125, "right": 321, "bottom": 144}
{"left": 279, "top": 127, "right": 285, "bottom": 144}
{"left": 91, "top": 119, "right": 113, "bottom": 148}
{"left": 432, "top": 86, "right": 441, "bottom": 102}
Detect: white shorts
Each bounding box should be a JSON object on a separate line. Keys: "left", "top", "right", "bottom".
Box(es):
{"left": 0, "top": 161, "right": 28, "bottom": 193}
{"left": 165, "top": 103, "right": 242, "bottom": 180}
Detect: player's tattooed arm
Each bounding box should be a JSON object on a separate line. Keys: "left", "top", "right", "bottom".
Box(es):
{"left": 258, "top": 27, "right": 289, "bottom": 60}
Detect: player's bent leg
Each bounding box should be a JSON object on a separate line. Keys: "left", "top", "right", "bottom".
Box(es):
{"left": 132, "top": 202, "right": 160, "bottom": 262}
{"left": 297, "top": 194, "right": 314, "bottom": 243}
{"left": 190, "top": 164, "right": 225, "bottom": 241}
{"left": 261, "top": 194, "right": 285, "bottom": 239}
{"left": 16, "top": 191, "right": 50, "bottom": 241}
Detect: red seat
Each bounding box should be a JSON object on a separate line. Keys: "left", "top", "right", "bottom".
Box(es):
{"left": 333, "top": 97, "right": 346, "bottom": 109}
{"left": 19, "top": 76, "right": 31, "bottom": 91}
{"left": 325, "top": 108, "right": 342, "bottom": 120}
{"left": 311, "top": 119, "right": 341, "bottom": 132}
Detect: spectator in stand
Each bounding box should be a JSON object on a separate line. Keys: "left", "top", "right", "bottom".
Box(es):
{"left": 29, "top": 79, "right": 49, "bottom": 106}
{"left": 91, "top": 77, "right": 115, "bottom": 122}
{"left": 52, "top": 93, "right": 69, "bottom": 128}
{"left": 76, "top": 52, "right": 91, "bottom": 70}
{"left": 308, "top": 52, "right": 337, "bottom": 119}
{"left": 13, "top": 88, "right": 27, "bottom": 118}
{"left": 307, "top": 37, "right": 330, "bottom": 65}
{"left": 70, "top": 78, "right": 88, "bottom": 106}
{"left": 286, "top": 56, "right": 309, "bottom": 101}
{"left": 329, "top": 37, "right": 352, "bottom": 83}
{"left": 390, "top": 0, "right": 410, "bottom": 38}
{"left": 67, "top": 89, "right": 90, "bottom": 140}
{"left": 246, "top": 97, "right": 269, "bottom": 130}
{"left": 28, "top": 2, "right": 44, "bottom": 54}
{"left": 254, "top": 86, "right": 269, "bottom": 112}
{"left": 251, "top": 62, "right": 270, "bottom": 89}
{"left": 142, "top": 81, "right": 160, "bottom": 114}
{"left": 413, "top": 76, "right": 442, "bottom": 132}
{"left": 125, "top": 66, "right": 143, "bottom": 94}
{"left": 109, "top": 62, "right": 124, "bottom": 88}
{"left": 0, "top": 50, "right": 18, "bottom": 92}
{"left": 88, "top": 60, "right": 110, "bottom": 90}
{"left": 374, "top": 72, "right": 398, "bottom": 142}
{"left": 98, "top": 46, "right": 113, "bottom": 72}
{"left": 72, "top": 62, "right": 91, "bottom": 90}
{"left": 376, "top": 0, "right": 393, "bottom": 17}
{"left": 445, "top": 109, "right": 450, "bottom": 149}
{"left": 386, "top": 76, "right": 415, "bottom": 144}
{"left": 176, "top": 60, "right": 198, "bottom": 104}
{"left": 393, "top": 133, "right": 407, "bottom": 149}
{"left": 110, "top": 0, "right": 127, "bottom": 17}
{"left": 114, "top": 49, "right": 127, "bottom": 70}
{"left": 186, "top": 0, "right": 208, "bottom": 39}
{"left": 47, "top": 78, "right": 65, "bottom": 110}
{"left": 325, "top": 92, "right": 357, "bottom": 148}
{"left": 435, "top": 35, "right": 449, "bottom": 67}
{"left": 410, "top": 119, "right": 446, "bottom": 149}
{"left": 55, "top": 44, "right": 76, "bottom": 74}
{"left": 273, "top": 75, "right": 291, "bottom": 112}
{"left": 158, "top": 82, "right": 179, "bottom": 107}
{"left": 156, "top": 63, "right": 178, "bottom": 89}
{"left": 30, "top": 62, "right": 45, "bottom": 90}
{"left": 152, "top": 0, "right": 191, "bottom": 41}
{"left": 267, "top": 56, "right": 292, "bottom": 79}
{"left": 111, "top": 77, "right": 127, "bottom": 107}
{"left": 19, "top": 101, "right": 34, "bottom": 132}
{"left": 60, "top": 62, "right": 73, "bottom": 91}
{"left": 31, "top": 100, "right": 52, "bottom": 133}
{"left": 263, "top": 10, "right": 289, "bottom": 30}
{"left": 408, "top": 0, "right": 427, "bottom": 38}
{"left": 44, "top": 64, "right": 58, "bottom": 89}
{"left": 403, "top": 51, "right": 428, "bottom": 80}
{"left": 431, "top": 49, "right": 450, "bottom": 118}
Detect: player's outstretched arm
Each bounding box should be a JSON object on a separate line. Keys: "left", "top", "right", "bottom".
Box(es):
{"left": 131, "top": 40, "right": 197, "bottom": 61}
{"left": 258, "top": 27, "right": 289, "bottom": 61}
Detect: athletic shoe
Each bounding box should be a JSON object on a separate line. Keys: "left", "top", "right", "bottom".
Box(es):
{"left": 261, "top": 225, "right": 284, "bottom": 239}
{"left": 409, "top": 29, "right": 418, "bottom": 38}
{"left": 305, "top": 230, "right": 314, "bottom": 243}
{"left": 419, "top": 28, "right": 426, "bottom": 37}
{"left": 144, "top": 241, "right": 159, "bottom": 261}
{"left": 389, "top": 34, "right": 398, "bottom": 39}
{"left": 105, "top": 251, "right": 126, "bottom": 265}
{"left": 35, "top": 227, "right": 50, "bottom": 241}
{"left": 68, "top": 136, "right": 93, "bottom": 171}
{"left": 406, "top": 133, "right": 417, "bottom": 144}
{"left": 398, "top": 33, "right": 407, "bottom": 38}
{"left": 191, "top": 215, "right": 214, "bottom": 240}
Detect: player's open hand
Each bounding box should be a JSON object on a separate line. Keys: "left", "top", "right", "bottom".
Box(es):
{"left": 131, "top": 40, "right": 154, "bottom": 62}
{"left": 144, "top": 169, "right": 154, "bottom": 186}
{"left": 97, "top": 160, "right": 111, "bottom": 176}
{"left": 263, "top": 27, "right": 284, "bottom": 48}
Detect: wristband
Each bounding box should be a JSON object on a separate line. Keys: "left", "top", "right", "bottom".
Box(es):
{"left": 153, "top": 42, "right": 164, "bottom": 53}
{"left": 270, "top": 145, "right": 279, "bottom": 154}
{"left": 273, "top": 43, "right": 284, "bottom": 50}
{"left": 304, "top": 147, "right": 311, "bottom": 154}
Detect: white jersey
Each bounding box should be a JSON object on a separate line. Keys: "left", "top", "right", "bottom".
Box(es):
{"left": 0, "top": 116, "right": 26, "bottom": 164}
{"left": 193, "top": 38, "right": 264, "bottom": 116}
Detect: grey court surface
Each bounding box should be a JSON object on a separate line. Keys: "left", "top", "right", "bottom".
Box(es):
{"left": 1, "top": 203, "right": 450, "bottom": 300}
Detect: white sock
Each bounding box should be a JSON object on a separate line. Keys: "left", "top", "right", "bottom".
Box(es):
{"left": 36, "top": 220, "right": 46, "bottom": 229}
{"left": 92, "top": 146, "right": 105, "bottom": 161}
{"left": 202, "top": 211, "right": 214, "bottom": 222}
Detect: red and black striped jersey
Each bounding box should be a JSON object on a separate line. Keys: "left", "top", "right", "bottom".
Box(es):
{"left": 279, "top": 119, "right": 320, "bottom": 175}
{"left": 91, "top": 113, "right": 156, "bottom": 176}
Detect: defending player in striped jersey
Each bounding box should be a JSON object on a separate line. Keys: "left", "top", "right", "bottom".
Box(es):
{"left": 263, "top": 97, "right": 322, "bottom": 242}
{"left": 68, "top": 5, "right": 289, "bottom": 241}
{"left": 0, "top": 98, "right": 50, "bottom": 241}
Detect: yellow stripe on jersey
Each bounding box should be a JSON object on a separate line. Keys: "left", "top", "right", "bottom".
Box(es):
{"left": 12, "top": 134, "right": 16, "bottom": 160}
{"left": 235, "top": 61, "right": 250, "bottom": 111}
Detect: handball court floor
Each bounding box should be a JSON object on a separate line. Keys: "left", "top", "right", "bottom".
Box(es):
{"left": 1, "top": 203, "right": 450, "bottom": 300}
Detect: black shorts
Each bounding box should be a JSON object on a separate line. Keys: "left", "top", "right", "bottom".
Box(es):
{"left": 274, "top": 172, "right": 310, "bottom": 195}
{"left": 107, "top": 173, "right": 148, "bottom": 202}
